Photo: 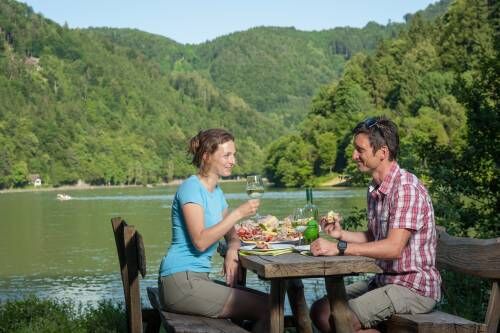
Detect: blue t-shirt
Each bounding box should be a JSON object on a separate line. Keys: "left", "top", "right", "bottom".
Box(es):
{"left": 159, "top": 175, "right": 228, "bottom": 277}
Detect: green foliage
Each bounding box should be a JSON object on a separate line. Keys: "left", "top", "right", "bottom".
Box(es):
{"left": 264, "top": 134, "right": 315, "bottom": 187}
{"left": 0, "top": 296, "right": 126, "bottom": 333}
{"left": 79, "top": 300, "right": 127, "bottom": 333}
{"left": 437, "top": 270, "right": 490, "bottom": 322}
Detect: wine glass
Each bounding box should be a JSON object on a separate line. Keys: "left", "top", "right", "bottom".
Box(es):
{"left": 292, "top": 208, "right": 307, "bottom": 245}
{"left": 246, "top": 175, "right": 264, "bottom": 220}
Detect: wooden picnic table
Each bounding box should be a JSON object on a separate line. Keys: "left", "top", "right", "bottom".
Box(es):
{"left": 239, "top": 252, "right": 382, "bottom": 333}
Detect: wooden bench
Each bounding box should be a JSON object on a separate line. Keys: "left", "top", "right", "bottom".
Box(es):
{"left": 385, "top": 227, "right": 500, "bottom": 333}
{"left": 111, "top": 217, "right": 249, "bottom": 333}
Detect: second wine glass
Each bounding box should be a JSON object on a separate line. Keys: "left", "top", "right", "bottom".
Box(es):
{"left": 246, "top": 175, "right": 264, "bottom": 220}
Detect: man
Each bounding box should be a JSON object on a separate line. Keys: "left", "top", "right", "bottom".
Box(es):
{"left": 309, "top": 117, "right": 441, "bottom": 332}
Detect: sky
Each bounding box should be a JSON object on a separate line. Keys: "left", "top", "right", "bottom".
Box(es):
{"left": 19, "top": 0, "right": 439, "bottom": 45}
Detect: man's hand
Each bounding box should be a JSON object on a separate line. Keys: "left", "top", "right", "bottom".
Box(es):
{"left": 320, "top": 216, "right": 343, "bottom": 240}
{"left": 310, "top": 238, "right": 339, "bottom": 256}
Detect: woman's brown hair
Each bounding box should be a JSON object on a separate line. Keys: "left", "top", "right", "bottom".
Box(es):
{"left": 188, "top": 128, "right": 235, "bottom": 171}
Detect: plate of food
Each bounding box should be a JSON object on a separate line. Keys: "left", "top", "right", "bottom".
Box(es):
{"left": 236, "top": 215, "right": 300, "bottom": 244}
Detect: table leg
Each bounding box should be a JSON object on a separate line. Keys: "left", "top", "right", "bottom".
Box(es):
{"left": 287, "top": 278, "right": 313, "bottom": 333}
{"left": 325, "top": 276, "right": 354, "bottom": 333}
{"left": 269, "top": 279, "right": 286, "bottom": 333}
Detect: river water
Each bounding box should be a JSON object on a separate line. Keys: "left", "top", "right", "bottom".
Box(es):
{"left": 0, "top": 182, "right": 367, "bottom": 312}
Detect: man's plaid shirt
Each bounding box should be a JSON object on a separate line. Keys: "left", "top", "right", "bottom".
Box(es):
{"left": 368, "top": 162, "right": 441, "bottom": 301}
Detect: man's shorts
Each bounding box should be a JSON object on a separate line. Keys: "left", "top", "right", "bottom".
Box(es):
{"left": 158, "top": 271, "right": 232, "bottom": 318}
{"left": 346, "top": 280, "right": 436, "bottom": 329}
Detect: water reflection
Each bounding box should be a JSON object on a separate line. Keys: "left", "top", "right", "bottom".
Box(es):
{"left": 66, "top": 188, "right": 360, "bottom": 201}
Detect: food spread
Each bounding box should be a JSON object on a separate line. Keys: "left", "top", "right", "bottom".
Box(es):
{"left": 235, "top": 215, "right": 300, "bottom": 243}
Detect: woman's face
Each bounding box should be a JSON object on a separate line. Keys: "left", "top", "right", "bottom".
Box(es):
{"left": 203, "top": 140, "right": 236, "bottom": 177}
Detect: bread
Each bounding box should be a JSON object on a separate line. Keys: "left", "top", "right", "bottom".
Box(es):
{"left": 325, "top": 210, "right": 342, "bottom": 224}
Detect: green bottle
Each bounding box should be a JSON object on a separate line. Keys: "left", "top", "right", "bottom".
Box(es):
{"left": 303, "top": 219, "right": 319, "bottom": 244}
{"left": 303, "top": 188, "right": 319, "bottom": 221}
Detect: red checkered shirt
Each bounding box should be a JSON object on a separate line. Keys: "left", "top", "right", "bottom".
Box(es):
{"left": 367, "top": 162, "right": 441, "bottom": 301}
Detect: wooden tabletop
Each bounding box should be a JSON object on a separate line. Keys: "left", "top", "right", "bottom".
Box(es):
{"left": 239, "top": 252, "right": 382, "bottom": 279}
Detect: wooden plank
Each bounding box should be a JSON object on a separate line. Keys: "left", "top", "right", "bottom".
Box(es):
{"left": 124, "top": 225, "right": 143, "bottom": 333}
{"left": 387, "top": 312, "right": 485, "bottom": 333}
{"left": 485, "top": 280, "right": 499, "bottom": 333}
{"left": 325, "top": 276, "right": 354, "bottom": 333}
{"left": 323, "top": 256, "right": 382, "bottom": 275}
{"left": 240, "top": 254, "right": 326, "bottom": 278}
{"left": 111, "top": 218, "right": 129, "bottom": 301}
{"left": 240, "top": 253, "right": 372, "bottom": 278}
{"left": 269, "top": 279, "right": 286, "bottom": 333}
{"left": 436, "top": 229, "right": 500, "bottom": 279}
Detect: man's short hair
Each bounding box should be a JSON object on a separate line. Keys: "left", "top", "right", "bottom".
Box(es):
{"left": 352, "top": 117, "right": 400, "bottom": 161}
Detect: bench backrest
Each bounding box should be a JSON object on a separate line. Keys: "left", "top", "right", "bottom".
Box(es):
{"left": 111, "top": 217, "right": 147, "bottom": 333}
{"left": 436, "top": 226, "right": 500, "bottom": 332}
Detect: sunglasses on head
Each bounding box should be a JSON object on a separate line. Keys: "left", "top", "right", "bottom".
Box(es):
{"left": 364, "top": 117, "right": 379, "bottom": 128}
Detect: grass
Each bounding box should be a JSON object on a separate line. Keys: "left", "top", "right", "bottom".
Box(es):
{"left": 0, "top": 296, "right": 126, "bottom": 333}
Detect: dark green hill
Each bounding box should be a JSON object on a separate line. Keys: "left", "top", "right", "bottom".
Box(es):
{"left": 0, "top": 0, "right": 277, "bottom": 187}
{"left": 0, "top": 0, "right": 450, "bottom": 188}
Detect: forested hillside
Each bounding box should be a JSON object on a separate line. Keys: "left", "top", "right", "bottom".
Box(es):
{"left": 265, "top": 0, "right": 498, "bottom": 236}
{"left": 0, "top": 0, "right": 448, "bottom": 189}
{"left": 0, "top": 0, "right": 279, "bottom": 187}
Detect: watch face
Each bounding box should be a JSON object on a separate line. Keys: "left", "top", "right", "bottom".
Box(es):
{"left": 338, "top": 240, "right": 347, "bottom": 253}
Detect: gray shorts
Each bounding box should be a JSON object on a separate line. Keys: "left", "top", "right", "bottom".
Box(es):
{"left": 159, "top": 271, "right": 232, "bottom": 318}
{"left": 345, "top": 280, "right": 436, "bottom": 328}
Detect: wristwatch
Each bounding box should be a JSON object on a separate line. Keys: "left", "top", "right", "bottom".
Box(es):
{"left": 337, "top": 240, "right": 347, "bottom": 255}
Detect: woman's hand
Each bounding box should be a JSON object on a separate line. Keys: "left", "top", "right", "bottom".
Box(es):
{"left": 236, "top": 199, "right": 260, "bottom": 219}
{"left": 310, "top": 238, "right": 338, "bottom": 256}
{"left": 223, "top": 248, "right": 241, "bottom": 287}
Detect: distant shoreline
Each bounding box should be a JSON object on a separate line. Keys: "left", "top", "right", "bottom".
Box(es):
{"left": 0, "top": 177, "right": 248, "bottom": 194}
{"left": 0, "top": 176, "right": 348, "bottom": 194}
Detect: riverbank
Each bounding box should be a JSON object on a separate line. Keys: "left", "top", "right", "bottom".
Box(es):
{"left": 0, "top": 175, "right": 349, "bottom": 194}
{"left": 0, "top": 177, "right": 249, "bottom": 194}
{"left": 318, "top": 175, "right": 349, "bottom": 187}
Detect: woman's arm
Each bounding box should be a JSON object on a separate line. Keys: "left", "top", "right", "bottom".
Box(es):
{"left": 222, "top": 209, "right": 242, "bottom": 287}
{"left": 183, "top": 200, "right": 259, "bottom": 252}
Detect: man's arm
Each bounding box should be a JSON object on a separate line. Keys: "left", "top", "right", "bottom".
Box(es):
{"left": 338, "top": 229, "right": 373, "bottom": 243}
{"left": 344, "top": 228, "right": 411, "bottom": 259}
{"left": 311, "top": 228, "right": 411, "bottom": 258}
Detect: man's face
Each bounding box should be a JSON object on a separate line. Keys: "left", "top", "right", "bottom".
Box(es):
{"left": 204, "top": 140, "right": 236, "bottom": 177}
{"left": 352, "top": 133, "right": 383, "bottom": 173}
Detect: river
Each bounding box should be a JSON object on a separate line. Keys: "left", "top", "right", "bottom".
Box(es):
{"left": 0, "top": 182, "right": 367, "bottom": 313}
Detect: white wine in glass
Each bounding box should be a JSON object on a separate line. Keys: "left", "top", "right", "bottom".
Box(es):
{"left": 246, "top": 175, "right": 264, "bottom": 219}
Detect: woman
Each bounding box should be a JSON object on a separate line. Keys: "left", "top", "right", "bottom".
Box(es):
{"left": 158, "top": 128, "right": 268, "bottom": 332}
